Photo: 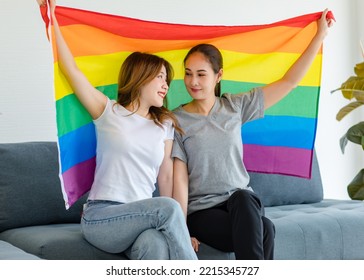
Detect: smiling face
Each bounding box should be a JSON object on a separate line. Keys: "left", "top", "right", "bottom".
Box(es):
{"left": 117, "top": 52, "right": 173, "bottom": 110}
{"left": 139, "top": 65, "right": 169, "bottom": 108}
{"left": 184, "top": 52, "right": 222, "bottom": 101}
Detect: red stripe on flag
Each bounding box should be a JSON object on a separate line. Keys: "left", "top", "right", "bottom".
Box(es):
{"left": 55, "top": 6, "right": 333, "bottom": 41}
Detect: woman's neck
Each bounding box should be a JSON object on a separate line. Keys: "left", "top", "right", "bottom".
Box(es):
{"left": 125, "top": 103, "right": 151, "bottom": 119}
{"left": 184, "top": 96, "right": 216, "bottom": 116}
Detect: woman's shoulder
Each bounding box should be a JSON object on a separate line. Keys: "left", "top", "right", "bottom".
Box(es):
{"left": 221, "top": 88, "right": 263, "bottom": 104}
{"left": 162, "top": 118, "right": 173, "bottom": 128}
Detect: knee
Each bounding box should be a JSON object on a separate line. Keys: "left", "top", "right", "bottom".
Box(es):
{"left": 262, "top": 217, "right": 276, "bottom": 239}
{"left": 127, "top": 229, "right": 169, "bottom": 260}
{"left": 229, "top": 189, "right": 262, "bottom": 209}
{"left": 155, "top": 197, "right": 183, "bottom": 215}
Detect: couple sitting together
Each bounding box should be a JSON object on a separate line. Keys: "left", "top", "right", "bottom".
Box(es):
{"left": 38, "top": 0, "right": 333, "bottom": 260}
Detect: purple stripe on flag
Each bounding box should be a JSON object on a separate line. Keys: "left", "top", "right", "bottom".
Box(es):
{"left": 243, "top": 144, "right": 313, "bottom": 178}
{"left": 61, "top": 157, "right": 96, "bottom": 207}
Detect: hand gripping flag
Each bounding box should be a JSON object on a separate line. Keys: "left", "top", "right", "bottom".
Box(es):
{"left": 40, "top": 3, "right": 333, "bottom": 208}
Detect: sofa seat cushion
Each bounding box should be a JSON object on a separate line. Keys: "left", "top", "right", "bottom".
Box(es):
{"left": 0, "top": 224, "right": 234, "bottom": 260}
{"left": 0, "top": 240, "right": 40, "bottom": 260}
{"left": 196, "top": 243, "right": 235, "bottom": 260}
{"left": 265, "top": 199, "right": 364, "bottom": 259}
{"left": 0, "top": 224, "right": 127, "bottom": 260}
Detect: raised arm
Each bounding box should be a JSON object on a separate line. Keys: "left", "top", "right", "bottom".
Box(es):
{"left": 263, "top": 9, "right": 334, "bottom": 109}
{"left": 45, "top": 0, "right": 107, "bottom": 119}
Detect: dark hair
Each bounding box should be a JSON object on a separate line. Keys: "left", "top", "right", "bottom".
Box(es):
{"left": 184, "top": 44, "right": 223, "bottom": 97}
{"left": 117, "top": 52, "right": 182, "bottom": 133}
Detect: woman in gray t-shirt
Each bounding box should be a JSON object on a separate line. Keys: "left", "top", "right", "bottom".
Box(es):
{"left": 172, "top": 10, "right": 333, "bottom": 259}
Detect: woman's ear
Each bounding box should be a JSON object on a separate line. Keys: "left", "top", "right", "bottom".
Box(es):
{"left": 217, "top": 69, "right": 223, "bottom": 83}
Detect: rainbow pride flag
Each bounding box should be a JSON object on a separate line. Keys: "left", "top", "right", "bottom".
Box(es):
{"left": 42, "top": 5, "right": 329, "bottom": 208}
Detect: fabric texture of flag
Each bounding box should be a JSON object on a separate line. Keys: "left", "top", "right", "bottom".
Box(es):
{"left": 42, "top": 4, "right": 330, "bottom": 209}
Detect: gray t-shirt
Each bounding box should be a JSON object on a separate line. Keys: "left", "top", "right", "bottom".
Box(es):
{"left": 172, "top": 88, "right": 264, "bottom": 215}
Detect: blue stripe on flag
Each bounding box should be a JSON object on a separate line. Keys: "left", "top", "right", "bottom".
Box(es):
{"left": 58, "top": 122, "right": 97, "bottom": 173}
{"left": 242, "top": 115, "right": 317, "bottom": 149}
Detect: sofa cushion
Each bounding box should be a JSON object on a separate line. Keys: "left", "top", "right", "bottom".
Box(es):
{"left": 0, "top": 142, "right": 86, "bottom": 232}
{"left": 0, "top": 224, "right": 126, "bottom": 260}
{"left": 265, "top": 199, "right": 364, "bottom": 259}
{"left": 196, "top": 243, "right": 235, "bottom": 260}
{"left": 249, "top": 151, "right": 323, "bottom": 207}
{"left": 0, "top": 240, "right": 40, "bottom": 260}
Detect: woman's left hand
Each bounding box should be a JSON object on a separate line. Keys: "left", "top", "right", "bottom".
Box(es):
{"left": 191, "top": 237, "right": 200, "bottom": 252}
{"left": 317, "top": 9, "right": 334, "bottom": 39}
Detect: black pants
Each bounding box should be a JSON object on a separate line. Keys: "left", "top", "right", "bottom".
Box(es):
{"left": 187, "top": 189, "right": 275, "bottom": 260}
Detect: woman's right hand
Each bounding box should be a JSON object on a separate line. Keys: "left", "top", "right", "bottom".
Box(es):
{"left": 191, "top": 237, "right": 200, "bottom": 252}
{"left": 36, "top": 0, "right": 46, "bottom": 6}
{"left": 37, "top": 0, "right": 56, "bottom": 15}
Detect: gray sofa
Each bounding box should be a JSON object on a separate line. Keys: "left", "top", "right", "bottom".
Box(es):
{"left": 1, "top": 141, "right": 364, "bottom": 260}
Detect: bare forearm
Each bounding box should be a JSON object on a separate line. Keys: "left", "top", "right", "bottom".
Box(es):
{"left": 282, "top": 31, "right": 325, "bottom": 88}
{"left": 51, "top": 13, "right": 79, "bottom": 81}
{"left": 263, "top": 9, "right": 333, "bottom": 109}
{"left": 158, "top": 178, "right": 173, "bottom": 197}
{"left": 173, "top": 159, "right": 189, "bottom": 219}
{"left": 50, "top": 6, "right": 106, "bottom": 118}
{"left": 173, "top": 183, "right": 188, "bottom": 218}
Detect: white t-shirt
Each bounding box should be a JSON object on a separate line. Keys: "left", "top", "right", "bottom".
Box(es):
{"left": 88, "top": 99, "right": 174, "bottom": 203}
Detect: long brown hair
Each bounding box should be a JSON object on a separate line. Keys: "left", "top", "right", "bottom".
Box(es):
{"left": 117, "top": 52, "right": 182, "bottom": 133}
{"left": 184, "top": 44, "right": 223, "bottom": 97}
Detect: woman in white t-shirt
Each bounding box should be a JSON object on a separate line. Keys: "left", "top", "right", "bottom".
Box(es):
{"left": 40, "top": 0, "right": 197, "bottom": 260}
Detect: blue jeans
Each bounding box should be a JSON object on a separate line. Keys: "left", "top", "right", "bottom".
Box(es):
{"left": 81, "top": 197, "right": 197, "bottom": 260}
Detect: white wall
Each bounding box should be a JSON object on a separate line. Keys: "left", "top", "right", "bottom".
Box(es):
{"left": 1, "top": 0, "right": 363, "bottom": 200}
{"left": 0, "top": 0, "right": 55, "bottom": 142}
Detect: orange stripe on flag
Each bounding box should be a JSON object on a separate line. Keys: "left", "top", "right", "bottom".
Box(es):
{"left": 53, "top": 23, "right": 320, "bottom": 61}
